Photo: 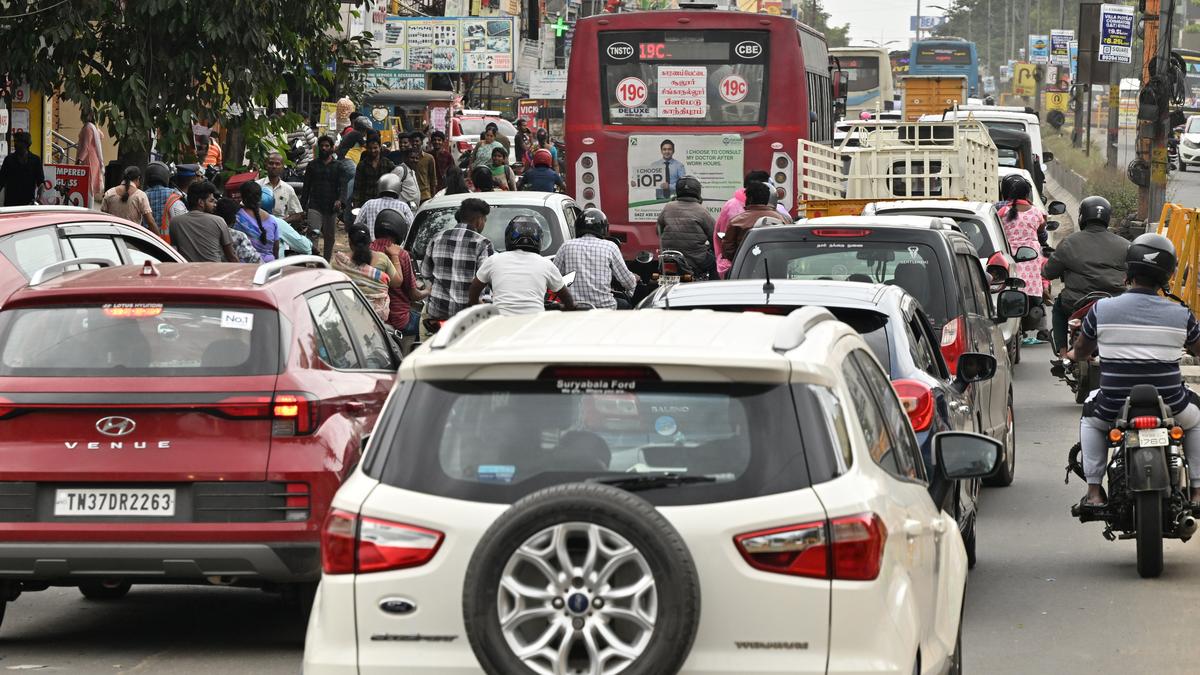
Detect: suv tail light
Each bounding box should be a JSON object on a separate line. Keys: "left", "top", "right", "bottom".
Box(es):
{"left": 322, "top": 509, "right": 444, "bottom": 575}
{"left": 940, "top": 316, "right": 967, "bottom": 377}
{"left": 735, "top": 513, "right": 887, "bottom": 581}
{"left": 216, "top": 392, "right": 320, "bottom": 436}
{"left": 892, "top": 379, "right": 934, "bottom": 432}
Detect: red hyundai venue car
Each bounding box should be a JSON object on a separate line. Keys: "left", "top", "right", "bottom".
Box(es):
{"left": 0, "top": 256, "right": 399, "bottom": 625}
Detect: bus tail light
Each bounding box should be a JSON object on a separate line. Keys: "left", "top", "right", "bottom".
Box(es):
{"left": 771, "top": 151, "right": 794, "bottom": 214}
{"left": 575, "top": 152, "right": 600, "bottom": 210}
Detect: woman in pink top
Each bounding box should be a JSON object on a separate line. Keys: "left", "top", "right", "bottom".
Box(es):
{"left": 996, "top": 175, "right": 1046, "bottom": 298}
{"left": 75, "top": 109, "right": 105, "bottom": 201}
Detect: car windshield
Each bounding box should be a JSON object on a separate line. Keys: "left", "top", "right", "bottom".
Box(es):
{"left": 374, "top": 380, "right": 817, "bottom": 506}
{"left": 733, "top": 240, "right": 949, "bottom": 325}
{"left": 408, "top": 204, "right": 565, "bottom": 260}
{"left": 0, "top": 304, "right": 280, "bottom": 377}
{"left": 1187, "top": 117, "right": 1200, "bottom": 133}
{"left": 459, "top": 118, "right": 517, "bottom": 137}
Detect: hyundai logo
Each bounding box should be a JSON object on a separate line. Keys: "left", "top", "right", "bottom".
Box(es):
{"left": 735, "top": 41, "right": 762, "bottom": 59}
{"left": 96, "top": 416, "right": 136, "bottom": 437}
{"left": 567, "top": 593, "right": 590, "bottom": 615}
{"left": 607, "top": 42, "right": 634, "bottom": 60}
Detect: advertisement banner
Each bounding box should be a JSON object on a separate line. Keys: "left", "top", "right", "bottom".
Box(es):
{"left": 517, "top": 99, "right": 540, "bottom": 127}
{"left": 1099, "top": 3, "right": 1135, "bottom": 63}
{"left": 530, "top": 69, "right": 569, "bottom": 99}
{"left": 39, "top": 164, "right": 92, "bottom": 209}
{"left": 380, "top": 16, "right": 515, "bottom": 73}
{"left": 626, "top": 134, "right": 744, "bottom": 222}
{"left": 1069, "top": 40, "right": 1079, "bottom": 81}
{"left": 909, "top": 15, "right": 948, "bottom": 30}
{"left": 1050, "top": 29, "right": 1073, "bottom": 66}
{"left": 1029, "top": 35, "right": 1050, "bottom": 65}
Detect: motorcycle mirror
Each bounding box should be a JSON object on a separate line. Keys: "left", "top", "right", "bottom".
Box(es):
{"left": 635, "top": 251, "right": 654, "bottom": 264}
{"left": 1046, "top": 201, "right": 1067, "bottom": 216}
{"left": 996, "top": 288, "right": 1030, "bottom": 319}
{"left": 934, "top": 432, "right": 1002, "bottom": 480}
{"left": 1045, "top": 220, "right": 1060, "bottom": 231}
{"left": 1013, "top": 246, "right": 1039, "bottom": 263}
{"left": 1041, "top": 151, "right": 1055, "bottom": 163}
{"left": 562, "top": 271, "right": 576, "bottom": 286}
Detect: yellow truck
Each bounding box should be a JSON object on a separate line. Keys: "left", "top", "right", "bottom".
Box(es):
{"left": 900, "top": 74, "right": 969, "bottom": 121}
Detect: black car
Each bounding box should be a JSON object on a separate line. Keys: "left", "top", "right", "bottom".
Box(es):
{"left": 640, "top": 279, "right": 996, "bottom": 567}
{"left": 729, "top": 215, "right": 1030, "bottom": 487}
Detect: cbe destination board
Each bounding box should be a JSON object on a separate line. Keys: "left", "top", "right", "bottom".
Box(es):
{"left": 599, "top": 30, "right": 769, "bottom": 124}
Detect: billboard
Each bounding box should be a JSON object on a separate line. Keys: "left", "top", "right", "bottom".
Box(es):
{"left": 626, "top": 134, "right": 743, "bottom": 222}
{"left": 379, "top": 16, "right": 515, "bottom": 73}
{"left": 1050, "top": 29, "right": 1073, "bottom": 67}
{"left": 39, "top": 164, "right": 93, "bottom": 209}
{"left": 1099, "top": 3, "right": 1135, "bottom": 64}
{"left": 1029, "top": 35, "right": 1050, "bottom": 65}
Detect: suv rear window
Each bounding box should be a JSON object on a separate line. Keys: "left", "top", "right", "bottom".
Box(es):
{"left": 733, "top": 240, "right": 949, "bottom": 325}
{"left": 374, "top": 380, "right": 817, "bottom": 506}
{"left": 0, "top": 304, "right": 279, "bottom": 377}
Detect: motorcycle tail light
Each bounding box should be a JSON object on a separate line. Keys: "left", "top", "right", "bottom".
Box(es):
{"left": 1132, "top": 416, "right": 1161, "bottom": 430}
{"left": 1171, "top": 426, "right": 1185, "bottom": 440}
{"left": 662, "top": 260, "right": 680, "bottom": 275}
{"left": 892, "top": 379, "right": 935, "bottom": 432}
{"left": 940, "top": 316, "right": 967, "bottom": 377}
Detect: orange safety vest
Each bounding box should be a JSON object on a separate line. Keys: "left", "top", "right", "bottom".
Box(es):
{"left": 159, "top": 192, "right": 183, "bottom": 244}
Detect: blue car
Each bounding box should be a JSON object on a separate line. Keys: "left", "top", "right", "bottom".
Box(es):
{"left": 639, "top": 279, "right": 997, "bottom": 568}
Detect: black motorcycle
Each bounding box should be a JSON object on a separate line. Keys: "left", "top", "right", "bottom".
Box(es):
{"left": 1068, "top": 384, "right": 1197, "bottom": 578}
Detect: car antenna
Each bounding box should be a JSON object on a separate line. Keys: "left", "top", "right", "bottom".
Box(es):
{"left": 762, "top": 258, "right": 775, "bottom": 296}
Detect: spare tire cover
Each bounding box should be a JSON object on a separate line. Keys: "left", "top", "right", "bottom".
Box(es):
{"left": 462, "top": 482, "right": 702, "bottom": 675}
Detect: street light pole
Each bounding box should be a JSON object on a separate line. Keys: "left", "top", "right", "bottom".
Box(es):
{"left": 916, "top": 0, "right": 922, "bottom": 42}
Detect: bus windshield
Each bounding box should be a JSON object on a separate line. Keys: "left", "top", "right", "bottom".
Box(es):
{"left": 841, "top": 55, "right": 881, "bottom": 91}
{"left": 599, "top": 30, "right": 769, "bottom": 126}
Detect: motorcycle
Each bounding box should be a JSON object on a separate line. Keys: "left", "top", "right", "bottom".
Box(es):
{"left": 651, "top": 249, "right": 701, "bottom": 290}
{"left": 1051, "top": 291, "right": 1111, "bottom": 404}
{"left": 1068, "top": 384, "right": 1198, "bottom": 578}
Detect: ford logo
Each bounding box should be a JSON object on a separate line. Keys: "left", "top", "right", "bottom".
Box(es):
{"left": 735, "top": 41, "right": 762, "bottom": 59}
{"left": 607, "top": 42, "right": 634, "bottom": 60}
{"left": 96, "top": 416, "right": 136, "bottom": 437}
{"left": 379, "top": 597, "right": 417, "bottom": 615}
{"left": 567, "top": 593, "right": 590, "bottom": 614}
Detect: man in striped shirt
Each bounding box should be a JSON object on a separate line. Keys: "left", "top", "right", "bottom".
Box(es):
{"left": 1070, "top": 233, "right": 1200, "bottom": 506}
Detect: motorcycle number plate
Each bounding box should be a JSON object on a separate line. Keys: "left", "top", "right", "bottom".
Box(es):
{"left": 660, "top": 275, "right": 680, "bottom": 284}
{"left": 1137, "top": 428, "right": 1169, "bottom": 447}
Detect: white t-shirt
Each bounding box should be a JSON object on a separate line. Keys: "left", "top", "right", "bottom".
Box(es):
{"left": 476, "top": 250, "right": 564, "bottom": 315}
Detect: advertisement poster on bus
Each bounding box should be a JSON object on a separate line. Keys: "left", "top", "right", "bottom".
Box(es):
{"left": 1050, "top": 29, "right": 1073, "bottom": 66}
{"left": 1099, "top": 3, "right": 1135, "bottom": 64}
{"left": 1029, "top": 35, "right": 1049, "bottom": 65}
{"left": 39, "top": 164, "right": 92, "bottom": 209}
{"left": 626, "top": 134, "right": 743, "bottom": 222}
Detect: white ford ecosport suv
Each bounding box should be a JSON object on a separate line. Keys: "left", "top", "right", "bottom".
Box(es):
{"left": 303, "top": 306, "right": 1001, "bottom": 675}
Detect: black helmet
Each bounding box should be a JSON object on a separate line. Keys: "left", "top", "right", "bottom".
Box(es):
{"left": 577, "top": 208, "right": 609, "bottom": 237}
{"left": 1126, "top": 232, "right": 1177, "bottom": 287}
{"left": 1000, "top": 173, "right": 1032, "bottom": 201}
{"left": 1078, "top": 195, "right": 1113, "bottom": 229}
{"left": 675, "top": 175, "right": 702, "bottom": 201}
{"left": 504, "top": 215, "right": 543, "bottom": 253}
{"left": 374, "top": 209, "right": 409, "bottom": 243}
{"left": 145, "top": 161, "right": 171, "bottom": 187}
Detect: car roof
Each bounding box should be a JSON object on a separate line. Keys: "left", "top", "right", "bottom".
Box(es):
{"left": 401, "top": 307, "right": 863, "bottom": 385}
{"left": 0, "top": 207, "right": 143, "bottom": 237}
{"left": 417, "top": 192, "right": 570, "bottom": 211}
{"left": 2, "top": 261, "right": 347, "bottom": 310}
{"left": 868, "top": 200, "right": 991, "bottom": 217}
{"left": 647, "top": 279, "right": 910, "bottom": 314}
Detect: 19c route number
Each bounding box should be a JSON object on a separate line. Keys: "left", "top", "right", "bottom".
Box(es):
{"left": 616, "top": 77, "right": 648, "bottom": 108}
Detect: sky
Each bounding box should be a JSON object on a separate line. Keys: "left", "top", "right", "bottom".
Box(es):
{"left": 824, "top": 0, "right": 946, "bottom": 49}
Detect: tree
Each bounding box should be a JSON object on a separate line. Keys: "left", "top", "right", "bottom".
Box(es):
{"left": 796, "top": 0, "right": 850, "bottom": 48}
{"left": 0, "top": 0, "right": 377, "bottom": 165}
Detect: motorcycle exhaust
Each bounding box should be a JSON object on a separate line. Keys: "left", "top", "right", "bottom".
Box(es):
{"left": 1176, "top": 512, "right": 1198, "bottom": 540}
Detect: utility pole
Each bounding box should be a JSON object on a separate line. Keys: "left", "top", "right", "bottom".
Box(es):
{"left": 1136, "top": 0, "right": 1169, "bottom": 222}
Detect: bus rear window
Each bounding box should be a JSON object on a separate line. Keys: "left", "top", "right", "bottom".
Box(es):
{"left": 599, "top": 30, "right": 769, "bottom": 126}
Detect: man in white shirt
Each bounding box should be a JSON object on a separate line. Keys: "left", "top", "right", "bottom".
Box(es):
{"left": 469, "top": 216, "right": 574, "bottom": 315}
{"left": 257, "top": 152, "right": 304, "bottom": 229}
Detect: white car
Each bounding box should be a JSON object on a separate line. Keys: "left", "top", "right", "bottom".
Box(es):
{"left": 302, "top": 307, "right": 1001, "bottom": 674}
{"left": 1178, "top": 115, "right": 1200, "bottom": 170}
{"left": 404, "top": 191, "right": 582, "bottom": 264}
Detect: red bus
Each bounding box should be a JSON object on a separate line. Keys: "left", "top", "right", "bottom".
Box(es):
{"left": 565, "top": 9, "right": 836, "bottom": 263}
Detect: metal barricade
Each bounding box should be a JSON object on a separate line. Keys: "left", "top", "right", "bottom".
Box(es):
{"left": 1157, "top": 203, "right": 1200, "bottom": 312}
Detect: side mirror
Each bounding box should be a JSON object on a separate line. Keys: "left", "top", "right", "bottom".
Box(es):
{"left": 935, "top": 431, "right": 1002, "bottom": 480}
{"left": 955, "top": 352, "right": 997, "bottom": 386}
{"left": 1042, "top": 151, "right": 1055, "bottom": 163}
{"left": 1013, "top": 246, "right": 1039, "bottom": 262}
{"left": 1045, "top": 220, "right": 1060, "bottom": 231}
{"left": 1047, "top": 201, "right": 1067, "bottom": 216}
{"left": 996, "top": 288, "right": 1029, "bottom": 319}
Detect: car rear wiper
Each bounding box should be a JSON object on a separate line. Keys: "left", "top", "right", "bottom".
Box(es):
{"left": 589, "top": 472, "right": 717, "bottom": 492}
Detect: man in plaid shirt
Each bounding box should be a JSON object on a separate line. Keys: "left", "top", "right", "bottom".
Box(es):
{"left": 421, "top": 198, "right": 495, "bottom": 322}
{"left": 553, "top": 209, "right": 638, "bottom": 309}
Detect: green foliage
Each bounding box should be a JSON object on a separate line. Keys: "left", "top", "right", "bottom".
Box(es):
{"left": 1043, "top": 134, "right": 1139, "bottom": 225}
{"left": 796, "top": 1, "right": 851, "bottom": 48}
{"left": 0, "top": 0, "right": 377, "bottom": 161}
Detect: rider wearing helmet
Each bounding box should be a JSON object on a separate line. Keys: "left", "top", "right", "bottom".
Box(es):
{"left": 469, "top": 215, "right": 575, "bottom": 315}
{"left": 356, "top": 172, "right": 414, "bottom": 234}
{"left": 553, "top": 208, "right": 639, "bottom": 309}
{"left": 1043, "top": 196, "right": 1130, "bottom": 359}
{"left": 516, "top": 148, "right": 565, "bottom": 193}
{"left": 370, "top": 209, "right": 429, "bottom": 345}
{"left": 144, "top": 161, "right": 186, "bottom": 241}
{"left": 1070, "top": 233, "right": 1200, "bottom": 506}
{"left": 657, "top": 175, "right": 717, "bottom": 279}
